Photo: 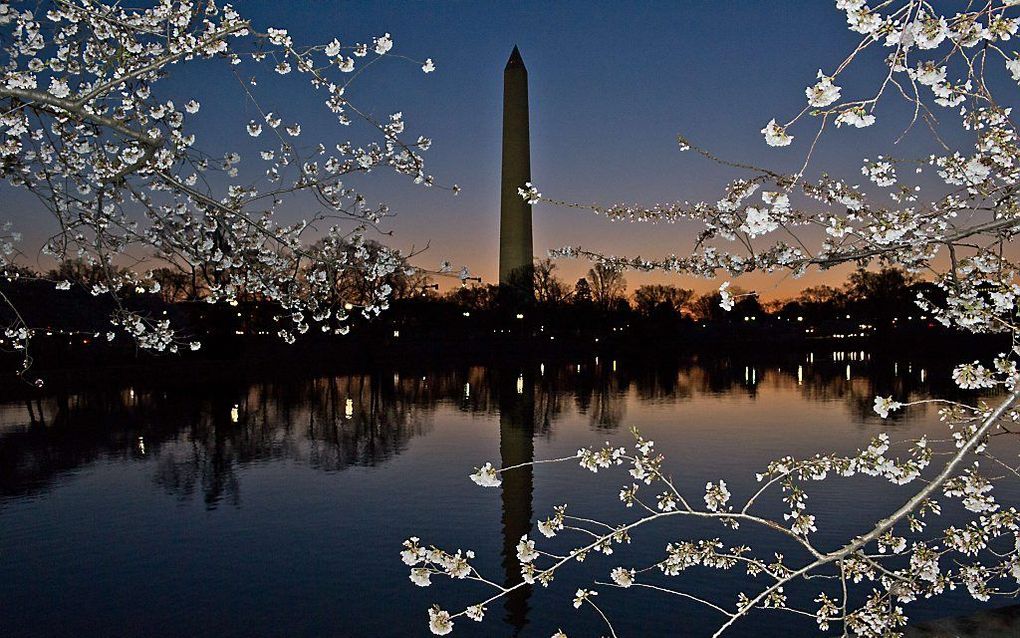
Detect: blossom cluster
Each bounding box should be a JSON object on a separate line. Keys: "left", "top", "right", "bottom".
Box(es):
{"left": 412, "top": 2, "right": 1020, "bottom": 635}
{"left": 0, "top": 0, "right": 438, "bottom": 371}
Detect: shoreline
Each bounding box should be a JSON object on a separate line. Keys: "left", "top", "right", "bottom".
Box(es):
{"left": 0, "top": 328, "right": 1006, "bottom": 396}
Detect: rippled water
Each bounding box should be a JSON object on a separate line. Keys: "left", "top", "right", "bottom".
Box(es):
{"left": 0, "top": 350, "right": 1014, "bottom": 637}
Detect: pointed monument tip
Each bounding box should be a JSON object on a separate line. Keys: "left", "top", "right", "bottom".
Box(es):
{"left": 505, "top": 45, "right": 525, "bottom": 70}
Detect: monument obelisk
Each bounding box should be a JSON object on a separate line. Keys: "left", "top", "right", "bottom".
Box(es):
{"left": 498, "top": 46, "right": 534, "bottom": 291}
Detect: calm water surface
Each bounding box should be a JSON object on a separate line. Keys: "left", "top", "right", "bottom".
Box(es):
{"left": 0, "top": 350, "right": 1013, "bottom": 637}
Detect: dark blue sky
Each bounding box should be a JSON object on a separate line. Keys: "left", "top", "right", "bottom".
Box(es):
{"left": 265, "top": 0, "right": 958, "bottom": 295}
{"left": 313, "top": 0, "right": 867, "bottom": 293}
{"left": 6, "top": 1, "right": 967, "bottom": 295}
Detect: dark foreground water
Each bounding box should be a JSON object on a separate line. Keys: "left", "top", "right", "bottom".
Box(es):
{"left": 0, "top": 349, "right": 1016, "bottom": 637}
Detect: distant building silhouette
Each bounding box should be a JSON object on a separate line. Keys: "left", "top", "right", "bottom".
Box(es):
{"left": 499, "top": 46, "right": 534, "bottom": 292}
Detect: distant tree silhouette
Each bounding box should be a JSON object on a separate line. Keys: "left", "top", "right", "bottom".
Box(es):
{"left": 732, "top": 293, "right": 764, "bottom": 321}
{"left": 573, "top": 278, "right": 593, "bottom": 306}
{"left": 390, "top": 269, "right": 438, "bottom": 301}
{"left": 800, "top": 285, "right": 845, "bottom": 305}
{"left": 48, "top": 259, "right": 131, "bottom": 288}
{"left": 445, "top": 284, "right": 499, "bottom": 311}
{"left": 690, "top": 292, "right": 723, "bottom": 322}
{"left": 587, "top": 263, "right": 626, "bottom": 310}
{"left": 844, "top": 267, "right": 920, "bottom": 326}
{"left": 2, "top": 265, "right": 39, "bottom": 280}
{"left": 150, "top": 267, "right": 196, "bottom": 303}
{"left": 633, "top": 284, "right": 694, "bottom": 319}
{"left": 300, "top": 237, "right": 424, "bottom": 327}
{"left": 533, "top": 259, "right": 570, "bottom": 305}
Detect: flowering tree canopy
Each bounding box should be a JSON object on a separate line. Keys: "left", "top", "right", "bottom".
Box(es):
{"left": 0, "top": 0, "right": 443, "bottom": 376}
{"left": 409, "top": 1, "right": 1020, "bottom": 636}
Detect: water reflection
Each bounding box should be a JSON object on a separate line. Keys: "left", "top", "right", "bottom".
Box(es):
{"left": 0, "top": 375, "right": 436, "bottom": 505}
{"left": 0, "top": 352, "right": 967, "bottom": 507}
{"left": 498, "top": 370, "right": 535, "bottom": 635}
{"left": 0, "top": 350, "right": 989, "bottom": 637}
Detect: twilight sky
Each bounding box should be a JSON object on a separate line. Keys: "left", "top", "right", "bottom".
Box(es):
{"left": 4, "top": 1, "right": 974, "bottom": 297}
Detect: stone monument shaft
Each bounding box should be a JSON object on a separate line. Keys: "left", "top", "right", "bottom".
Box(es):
{"left": 498, "top": 46, "right": 534, "bottom": 286}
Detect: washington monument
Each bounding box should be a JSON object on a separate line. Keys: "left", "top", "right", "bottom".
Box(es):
{"left": 498, "top": 46, "right": 534, "bottom": 289}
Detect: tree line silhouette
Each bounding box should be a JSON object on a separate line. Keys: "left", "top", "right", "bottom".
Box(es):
{"left": 0, "top": 258, "right": 961, "bottom": 370}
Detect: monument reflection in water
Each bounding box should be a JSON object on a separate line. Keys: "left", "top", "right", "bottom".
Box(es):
{"left": 0, "top": 352, "right": 990, "bottom": 637}
{"left": 498, "top": 369, "right": 535, "bottom": 634}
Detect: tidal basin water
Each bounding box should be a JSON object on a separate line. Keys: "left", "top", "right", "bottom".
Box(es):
{"left": 1, "top": 350, "right": 1016, "bottom": 637}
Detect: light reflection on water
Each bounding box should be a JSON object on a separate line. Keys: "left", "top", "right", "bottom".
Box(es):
{"left": 0, "top": 352, "right": 1011, "bottom": 637}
